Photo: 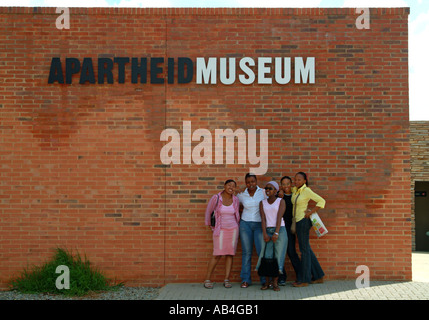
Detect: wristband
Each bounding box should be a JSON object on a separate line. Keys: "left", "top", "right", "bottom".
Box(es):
{"left": 274, "top": 232, "right": 279, "bottom": 235}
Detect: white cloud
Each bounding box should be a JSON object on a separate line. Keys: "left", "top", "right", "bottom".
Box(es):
{"left": 0, "top": 0, "right": 34, "bottom": 5}
{"left": 0, "top": 0, "right": 110, "bottom": 7}
{"left": 234, "top": 0, "right": 322, "bottom": 7}
{"left": 342, "top": 0, "right": 408, "bottom": 7}
{"left": 0, "top": 0, "right": 174, "bottom": 7}
{"left": 409, "top": 10, "right": 429, "bottom": 120}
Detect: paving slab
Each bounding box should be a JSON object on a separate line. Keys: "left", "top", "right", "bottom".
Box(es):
{"left": 156, "top": 280, "right": 429, "bottom": 300}
{"left": 157, "top": 253, "right": 429, "bottom": 300}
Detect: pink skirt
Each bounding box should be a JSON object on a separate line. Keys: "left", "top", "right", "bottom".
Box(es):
{"left": 213, "top": 227, "right": 239, "bottom": 256}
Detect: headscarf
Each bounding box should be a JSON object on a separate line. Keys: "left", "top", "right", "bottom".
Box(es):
{"left": 267, "top": 181, "right": 279, "bottom": 192}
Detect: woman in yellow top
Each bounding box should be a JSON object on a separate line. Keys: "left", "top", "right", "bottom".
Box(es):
{"left": 291, "top": 172, "right": 326, "bottom": 287}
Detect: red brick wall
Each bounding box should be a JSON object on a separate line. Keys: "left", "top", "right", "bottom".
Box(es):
{"left": 0, "top": 7, "right": 411, "bottom": 288}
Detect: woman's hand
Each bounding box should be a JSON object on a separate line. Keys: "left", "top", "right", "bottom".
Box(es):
{"left": 305, "top": 206, "right": 321, "bottom": 219}
{"left": 272, "top": 233, "right": 279, "bottom": 243}
{"left": 235, "top": 185, "right": 245, "bottom": 195}
{"left": 263, "top": 233, "right": 270, "bottom": 242}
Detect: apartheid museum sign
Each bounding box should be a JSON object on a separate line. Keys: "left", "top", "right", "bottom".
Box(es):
{"left": 48, "top": 56, "right": 316, "bottom": 85}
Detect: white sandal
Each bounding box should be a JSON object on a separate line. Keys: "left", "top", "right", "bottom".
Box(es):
{"left": 224, "top": 279, "right": 232, "bottom": 288}
{"left": 204, "top": 280, "right": 213, "bottom": 289}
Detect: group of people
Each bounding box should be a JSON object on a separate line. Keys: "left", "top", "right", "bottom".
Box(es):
{"left": 203, "top": 172, "right": 326, "bottom": 291}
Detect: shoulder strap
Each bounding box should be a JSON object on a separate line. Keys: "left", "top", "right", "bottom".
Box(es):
{"left": 293, "top": 193, "right": 300, "bottom": 218}
{"left": 215, "top": 194, "right": 220, "bottom": 210}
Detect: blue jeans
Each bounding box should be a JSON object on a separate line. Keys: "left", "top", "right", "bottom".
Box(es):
{"left": 279, "top": 223, "right": 302, "bottom": 282}
{"left": 239, "top": 219, "right": 265, "bottom": 285}
{"left": 296, "top": 218, "right": 325, "bottom": 283}
{"left": 256, "top": 226, "right": 288, "bottom": 275}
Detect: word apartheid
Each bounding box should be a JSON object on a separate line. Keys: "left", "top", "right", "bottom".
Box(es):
{"left": 48, "top": 56, "right": 315, "bottom": 85}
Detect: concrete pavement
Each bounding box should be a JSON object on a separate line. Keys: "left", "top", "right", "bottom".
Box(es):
{"left": 156, "top": 253, "right": 429, "bottom": 300}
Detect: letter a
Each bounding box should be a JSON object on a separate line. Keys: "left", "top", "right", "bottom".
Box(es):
{"left": 55, "top": 265, "right": 70, "bottom": 290}
{"left": 160, "top": 129, "right": 181, "bottom": 165}
{"left": 355, "top": 8, "right": 370, "bottom": 30}
{"left": 355, "top": 265, "right": 370, "bottom": 288}
{"left": 56, "top": 7, "right": 70, "bottom": 30}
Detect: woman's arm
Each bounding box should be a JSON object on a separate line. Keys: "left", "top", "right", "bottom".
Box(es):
{"left": 204, "top": 195, "right": 218, "bottom": 226}
{"left": 259, "top": 201, "right": 270, "bottom": 242}
{"left": 305, "top": 206, "right": 322, "bottom": 218}
{"left": 304, "top": 188, "right": 325, "bottom": 218}
{"left": 234, "top": 196, "right": 241, "bottom": 223}
{"left": 272, "top": 199, "right": 285, "bottom": 243}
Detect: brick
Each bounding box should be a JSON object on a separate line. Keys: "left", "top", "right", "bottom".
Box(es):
{"left": 0, "top": 7, "right": 411, "bottom": 288}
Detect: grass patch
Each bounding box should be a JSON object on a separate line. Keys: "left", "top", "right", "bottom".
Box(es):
{"left": 9, "top": 247, "right": 123, "bottom": 296}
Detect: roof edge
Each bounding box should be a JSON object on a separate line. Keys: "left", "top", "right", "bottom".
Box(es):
{"left": 0, "top": 6, "right": 411, "bottom": 16}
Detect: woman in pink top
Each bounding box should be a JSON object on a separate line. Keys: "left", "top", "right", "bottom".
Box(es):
{"left": 203, "top": 179, "right": 240, "bottom": 289}
{"left": 256, "top": 181, "right": 287, "bottom": 291}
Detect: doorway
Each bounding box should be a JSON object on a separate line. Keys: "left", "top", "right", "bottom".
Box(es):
{"left": 415, "top": 181, "right": 429, "bottom": 252}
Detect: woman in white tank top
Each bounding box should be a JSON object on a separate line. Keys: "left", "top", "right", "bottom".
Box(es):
{"left": 256, "top": 181, "right": 288, "bottom": 291}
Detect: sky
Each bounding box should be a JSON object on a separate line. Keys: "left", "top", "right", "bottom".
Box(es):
{"left": 1, "top": 0, "right": 428, "bottom": 120}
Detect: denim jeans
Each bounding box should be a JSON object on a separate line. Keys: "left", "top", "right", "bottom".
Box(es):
{"left": 256, "top": 226, "right": 287, "bottom": 275}
{"left": 296, "top": 218, "right": 325, "bottom": 283}
{"left": 239, "top": 219, "right": 265, "bottom": 285}
{"left": 279, "top": 223, "right": 302, "bottom": 283}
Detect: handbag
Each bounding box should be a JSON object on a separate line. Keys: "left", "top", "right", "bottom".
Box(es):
{"left": 210, "top": 195, "right": 220, "bottom": 227}
{"left": 291, "top": 217, "right": 296, "bottom": 235}
{"left": 257, "top": 242, "right": 279, "bottom": 277}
